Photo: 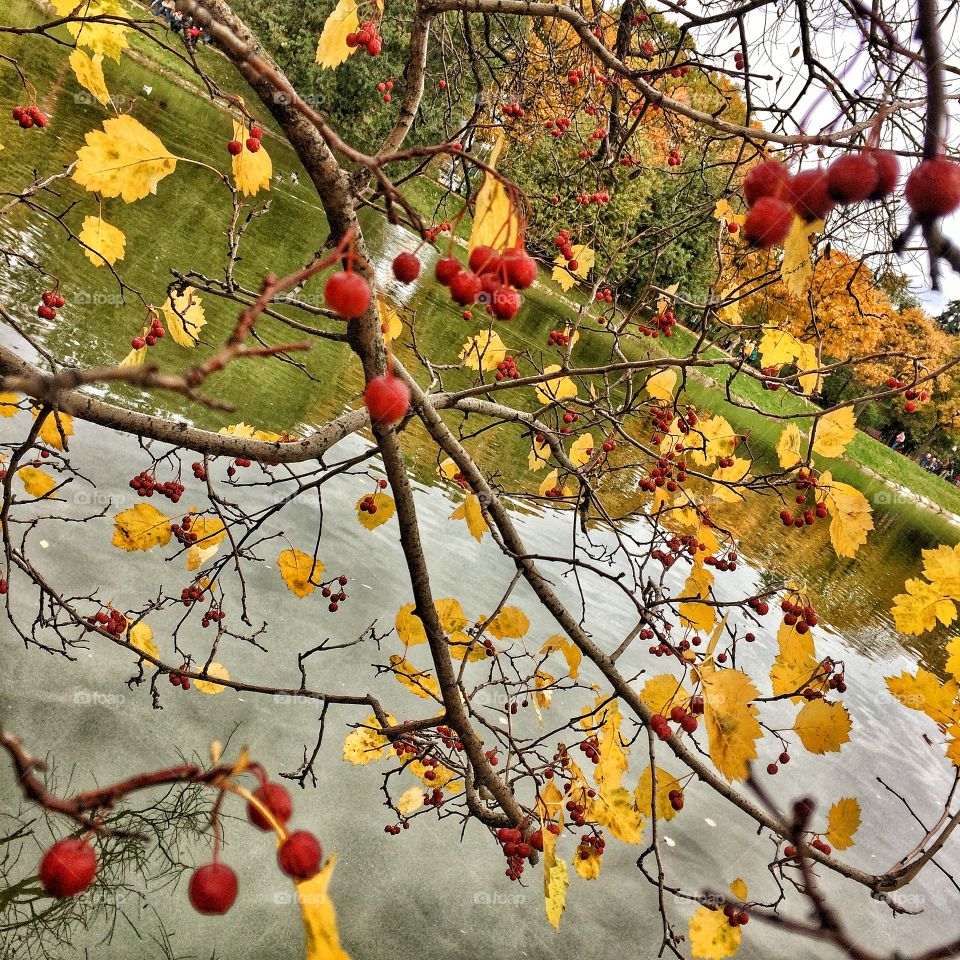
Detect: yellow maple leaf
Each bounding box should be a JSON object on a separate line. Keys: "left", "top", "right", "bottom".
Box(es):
{"left": 342, "top": 714, "right": 393, "bottom": 764}
{"left": 231, "top": 120, "right": 272, "bottom": 196}
{"left": 53, "top": 0, "right": 129, "bottom": 60}
{"left": 923, "top": 544, "right": 960, "bottom": 600}
{"left": 635, "top": 765, "right": 684, "bottom": 822}
{"left": 73, "top": 115, "right": 176, "bottom": 203}
{"left": 355, "top": 492, "right": 396, "bottom": 529}
{"left": 389, "top": 655, "right": 440, "bottom": 699}
{"left": 450, "top": 493, "right": 488, "bottom": 541}
{"left": 758, "top": 327, "right": 802, "bottom": 368}
{"left": 640, "top": 674, "right": 691, "bottom": 717}
{"left": 541, "top": 635, "right": 582, "bottom": 679}
{"left": 813, "top": 407, "right": 857, "bottom": 458}
{"left": 278, "top": 548, "right": 324, "bottom": 598}
{"left": 162, "top": 287, "right": 206, "bottom": 348}
{"left": 18, "top": 466, "right": 57, "bottom": 499}
{"left": 535, "top": 365, "right": 578, "bottom": 405}
{"left": 793, "top": 698, "right": 851, "bottom": 753}
{"left": 780, "top": 216, "right": 821, "bottom": 297}
{"left": 826, "top": 797, "right": 861, "bottom": 850}
{"left": 891, "top": 579, "right": 956, "bottom": 635}
{"left": 295, "top": 855, "right": 353, "bottom": 960}
{"left": 819, "top": 472, "right": 873, "bottom": 558}
{"left": 688, "top": 414, "right": 737, "bottom": 467}
{"left": 128, "top": 621, "right": 159, "bottom": 661}
{"left": 795, "top": 340, "right": 822, "bottom": 395}
{"left": 316, "top": 0, "right": 361, "bottom": 68}
{"left": 700, "top": 667, "right": 763, "bottom": 781}
{"left": 776, "top": 423, "right": 802, "bottom": 469}
{"left": 194, "top": 662, "right": 230, "bottom": 695}
{"left": 112, "top": 503, "right": 171, "bottom": 551}
{"left": 469, "top": 136, "right": 519, "bottom": 254}
{"left": 79, "top": 215, "right": 126, "bottom": 268}
{"left": 32, "top": 408, "right": 73, "bottom": 450}
{"left": 459, "top": 329, "right": 507, "bottom": 371}
{"left": 487, "top": 606, "right": 530, "bottom": 639}
{"left": 551, "top": 244, "right": 595, "bottom": 291}
{"left": 886, "top": 669, "right": 960, "bottom": 724}
{"left": 689, "top": 904, "right": 741, "bottom": 959}
{"left": 644, "top": 368, "right": 677, "bottom": 402}
{"left": 69, "top": 49, "right": 110, "bottom": 106}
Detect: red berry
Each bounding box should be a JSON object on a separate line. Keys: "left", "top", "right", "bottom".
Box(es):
{"left": 247, "top": 782, "right": 294, "bottom": 831}
{"left": 743, "top": 197, "right": 793, "bottom": 248}
{"left": 249, "top": 125, "right": 264, "bottom": 140}
{"left": 868, "top": 149, "right": 899, "bottom": 200}
{"left": 39, "top": 839, "right": 97, "bottom": 898}
{"left": 827, "top": 153, "right": 878, "bottom": 203}
{"left": 905, "top": 157, "right": 960, "bottom": 219}
{"left": 245, "top": 138, "right": 261, "bottom": 153}
{"left": 491, "top": 287, "right": 521, "bottom": 320}
{"left": 324, "top": 270, "right": 371, "bottom": 317}
{"left": 449, "top": 270, "right": 482, "bottom": 305}
{"left": 38, "top": 305, "right": 57, "bottom": 320}
{"left": 278, "top": 830, "right": 323, "bottom": 880}
{"left": 469, "top": 245, "right": 501, "bottom": 275}
{"left": 131, "top": 337, "right": 146, "bottom": 349}
{"left": 364, "top": 374, "right": 410, "bottom": 425}
{"left": 188, "top": 862, "right": 238, "bottom": 915}
{"left": 392, "top": 251, "right": 421, "bottom": 283}
{"left": 434, "top": 257, "right": 461, "bottom": 285}
{"left": 743, "top": 159, "right": 792, "bottom": 206}
{"left": 227, "top": 140, "right": 243, "bottom": 155}
{"left": 789, "top": 168, "right": 835, "bottom": 221}
{"left": 502, "top": 251, "right": 537, "bottom": 289}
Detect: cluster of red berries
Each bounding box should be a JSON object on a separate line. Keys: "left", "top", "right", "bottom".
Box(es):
{"left": 434, "top": 244, "right": 536, "bottom": 319}
{"left": 638, "top": 307, "right": 676, "bottom": 338}
{"left": 495, "top": 355, "right": 520, "bottom": 381}
{"left": 130, "top": 314, "right": 166, "bottom": 350}
{"left": 574, "top": 190, "right": 610, "bottom": 205}
{"left": 496, "top": 826, "right": 539, "bottom": 880}
{"left": 201, "top": 604, "right": 225, "bottom": 629}
{"left": 168, "top": 665, "right": 192, "bottom": 690}
{"left": 37, "top": 289, "right": 66, "bottom": 321}
{"left": 181, "top": 584, "right": 204, "bottom": 606}
{"left": 560, "top": 407, "right": 580, "bottom": 432}
{"left": 85, "top": 607, "right": 126, "bottom": 637}
{"left": 321, "top": 574, "right": 349, "bottom": 612}
{"left": 191, "top": 461, "right": 207, "bottom": 481}
{"left": 227, "top": 124, "right": 264, "bottom": 155}
{"left": 224, "top": 458, "right": 252, "bottom": 479}
{"left": 765, "top": 750, "right": 791, "bottom": 775}
{"left": 667, "top": 63, "right": 693, "bottom": 79}
{"left": 545, "top": 115, "right": 572, "bottom": 137}
{"left": 648, "top": 406, "right": 677, "bottom": 442}
{"left": 733, "top": 51, "right": 745, "bottom": 70}
{"left": 784, "top": 836, "right": 832, "bottom": 858}
{"left": 501, "top": 102, "right": 525, "bottom": 118}
{"left": 553, "top": 228, "right": 580, "bottom": 272}
{"left": 421, "top": 219, "right": 452, "bottom": 243}
{"left": 667, "top": 146, "right": 682, "bottom": 167}
{"left": 630, "top": 11, "right": 651, "bottom": 24}
{"left": 547, "top": 328, "right": 572, "bottom": 347}
{"left": 129, "top": 471, "right": 184, "bottom": 503}
{"left": 564, "top": 795, "right": 591, "bottom": 827}
{"left": 819, "top": 657, "right": 848, "bottom": 694}
{"left": 576, "top": 832, "right": 606, "bottom": 864}
{"left": 747, "top": 595, "right": 771, "bottom": 616}
{"left": 722, "top": 903, "right": 750, "bottom": 927}
{"left": 650, "top": 698, "right": 702, "bottom": 739}
{"left": 639, "top": 454, "right": 688, "bottom": 494}
{"left": 778, "top": 468, "right": 827, "bottom": 529}
{"left": 423, "top": 786, "right": 445, "bottom": 807}
{"left": 345, "top": 19, "right": 382, "bottom": 55}
{"left": 358, "top": 493, "right": 380, "bottom": 515}
{"left": 376, "top": 79, "right": 394, "bottom": 103}
{"left": 885, "top": 376, "right": 927, "bottom": 413}
{"left": 781, "top": 596, "right": 818, "bottom": 632}
{"left": 12, "top": 105, "right": 47, "bottom": 129}
{"left": 639, "top": 39, "right": 656, "bottom": 58}
{"left": 578, "top": 735, "right": 600, "bottom": 764}
{"left": 595, "top": 288, "right": 614, "bottom": 302}
{"left": 435, "top": 724, "right": 465, "bottom": 752}
{"left": 566, "top": 67, "right": 586, "bottom": 86}
{"left": 704, "top": 550, "right": 738, "bottom": 572}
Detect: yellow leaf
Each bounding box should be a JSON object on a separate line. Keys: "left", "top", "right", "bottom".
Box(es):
{"left": 315, "top": 0, "right": 361, "bottom": 68}
{"left": 342, "top": 714, "right": 393, "bottom": 764}
{"left": 534, "top": 670, "right": 555, "bottom": 709}
{"left": 891, "top": 578, "right": 956, "bottom": 635}
{"left": 758, "top": 327, "right": 802, "bottom": 368}
{"left": 451, "top": 493, "right": 488, "bottom": 541}
{"left": 770, "top": 655, "right": 826, "bottom": 702}
{"left": 776, "top": 423, "right": 802, "bottom": 469}
{"left": 278, "top": 548, "right": 324, "bottom": 598}
{"left": 231, "top": 120, "right": 272, "bottom": 196}
{"left": 538, "top": 469, "right": 573, "bottom": 500}
{"left": 487, "top": 606, "right": 529, "bottom": 640}
{"left": 395, "top": 604, "right": 428, "bottom": 647}
{"left": 813, "top": 407, "right": 857, "bottom": 458}
{"left": 185, "top": 517, "right": 227, "bottom": 570}
{"left": 795, "top": 341, "right": 822, "bottom": 396}
{"left": 469, "top": 136, "right": 519, "bottom": 254}
{"left": 700, "top": 668, "right": 763, "bottom": 781}
{"left": 729, "top": 878, "right": 748, "bottom": 901}
{"left": 635, "top": 765, "right": 684, "bottom": 822}
{"left": 396, "top": 786, "right": 423, "bottom": 817}
{"left": 0, "top": 392, "right": 19, "bottom": 416}
{"left": 112, "top": 503, "right": 171, "bottom": 551}
{"left": 711, "top": 457, "right": 750, "bottom": 503}
{"left": 435, "top": 598, "right": 468, "bottom": 633}
{"left": 528, "top": 435, "right": 551, "bottom": 471}
{"left": 378, "top": 298, "right": 403, "bottom": 343}
{"left": 679, "top": 565, "right": 716, "bottom": 633}
{"left": 640, "top": 674, "right": 691, "bottom": 717}
{"left": 295, "top": 855, "right": 353, "bottom": 960}
{"left": 776, "top": 618, "right": 816, "bottom": 664}
{"left": 355, "top": 492, "right": 396, "bottom": 529}
{"left": 573, "top": 841, "right": 602, "bottom": 879}
{"left": 77, "top": 214, "right": 126, "bottom": 268}
{"left": 551, "top": 245, "right": 595, "bottom": 291}
{"left": 688, "top": 414, "right": 737, "bottom": 467}
{"left": 540, "top": 635, "right": 582, "bottom": 679}
{"left": 33, "top": 409, "right": 73, "bottom": 450}
{"left": 820, "top": 474, "right": 873, "bottom": 558}
{"left": 826, "top": 797, "right": 861, "bottom": 850}
{"left": 568, "top": 433, "right": 594, "bottom": 468}
{"left": 592, "top": 785, "right": 644, "bottom": 844}
{"left": 53, "top": 0, "right": 129, "bottom": 59}
{"left": 18, "top": 466, "right": 57, "bottom": 499}
{"left": 68, "top": 49, "right": 110, "bottom": 106}
{"left": 780, "top": 216, "right": 820, "bottom": 297}
{"left": 689, "top": 905, "right": 741, "bottom": 959}
{"left": 438, "top": 457, "right": 459, "bottom": 481}
{"left": 542, "top": 821, "right": 569, "bottom": 930}
{"left": 535, "top": 365, "right": 578, "bottom": 405}
{"left": 447, "top": 629, "right": 487, "bottom": 662}
{"left": 585, "top": 699, "right": 629, "bottom": 792}
{"left": 793, "top": 699, "right": 851, "bottom": 753}
{"left": 128, "top": 621, "right": 159, "bottom": 661}
{"left": 886, "top": 669, "right": 960, "bottom": 724}
{"left": 219, "top": 423, "right": 256, "bottom": 438}
{"left": 389, "top": 655, "right": 440, "bottom": 699}
{"left": 644, "top": 369, "right": 677, "bottom": 402}
{"left": 162, "top": 287, "right": 206, "bottom": 348}
{"left": 923, "top": 544, "right": 960, "bottom": 600}
{"left": 194, "top": 662, "right": 230, "bottom": 695}
{"left": 459, "top": 329, "right": 507, "bottom": 371}
{"left": 73, "top": 115, "right": 176, "bottom": 203}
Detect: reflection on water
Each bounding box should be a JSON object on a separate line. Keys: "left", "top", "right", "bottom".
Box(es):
{"left": 2, "top": 4, "right": 960, "bottom": 958}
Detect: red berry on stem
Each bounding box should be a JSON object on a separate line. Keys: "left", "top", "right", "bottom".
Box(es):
{"left": 39, "top": 839, "right": 97, "bottom": 898}
{"left": 789, "top": 168, "right": 834, "bottom": 221}
{"left": 502, "top": 250, "right": 537, "bottom": 289}
{"left": 468, "top": 245, "right": 500, "bottom": 275}
{"left": 905, "top": 157, "right": 960, "bottom": 219}
{"left": 743, "top": 197, "right": 793, "bottom": 248}
{"left": 227, "top": 140, "right": 243, "bottom": 156}
{"left": 743, "top": 159, "right": 792, "bottom": 206}
{"left": 278, "top": 830, "right": 323, "bottom": 880}
{"left": 188, "top": 862, "right": 238, "bottom": 915}
{"left": 249, "top": 125, "right": 264, "bottom": 140}
{"left": 449, "top": 270, "right": 482, "bottom": 305}
{"left": 245, "top": 138, "right": 261, "bottom": 153}
{"left": 247, "top": 782, "right": 294, "bottom": 831}
{"left": 434, "top": 257, "right": 461, "bottom": 285}
{"left": 868, "top": 149, "right": 899, "bottom": 200}
{"left": 364, "top": 373, "right": 410, "bottom": 425}
{"left": 491, "top": 287, "right": 521, "bottom": 320}
{"left": 392, "top": 251, "right": 421, "bottom": 283}
{"left": 827, "top": 153, "right": 878, "bottom": 203}
{"left": 325, "top": 270, "right": 371, "bottom": 318}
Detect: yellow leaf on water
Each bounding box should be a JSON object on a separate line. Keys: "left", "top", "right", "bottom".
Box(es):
{"left": 73, "top": 115, "right": 176, "bottom": 203}
{"left": 700, "top": 667, "right": 762, "bottom": 781}
{"left": 793, "top": 698, "right": 851, "bottom": 754}
{"left": 780, "top": 216, "right": 820, "bottom": 297}
{"left": 776, "top": 423, "right": 802, "bottom": 469}
{"left": 68, "top": 48, "right": 110, "bottom": 106}
{"left": 541, "top": 635, "right": 582, "bottom": 679}
{"left": 316, "top": 0, "right": 361, "bottom": 69}
{"left": 679, "top": 564, "right": 716, "bottom": 633}
{"left": 278, "top": 548, "right": 324, "bottom": 598}
{"left": 194, "top": 662, "right": 230, "bottom": 695}
{"left": 231, "top": 120, "right": 272, "bottom": 196}
{"left": 295, "top": 855, "right": 353, "bottom": 960}
{"left": 469, "top": 136, "right": 519, "bottom": 254}
{"left": 18, "top": 467, "right": 57, "bottom": 499}
{"left": 886, "top": 669, "right": 960, "bottom": 726}
{"left": 112, "top": 503, "right": 171, "bottom": 551}
{"left": 813, "top": 407, "right": 857, "bottom": 458}
{"left": 635, "top": 765, "right": 684, "bottom": 822}
{"left": 162, "top": 287, "right": 206, "bottom": 348}
{"left": 535, "top": 365, "right": 578, "bottom": 405}
{"left": 52, "top": 0, "right": 129, "bottom": 59}
{"left": 922, "top": 544, "right": 960, "bottom": 600}
{"left": 689, "top": 905, "right": 741, "bottom": 960}
{"left": 389, "top": 655, "right": 440, "bottom": 699}
{"left": 770, "top": 655, "right": 826, "bottom": 702}
{"left": 128, "top": 621, "right": 159, "bottom": 661}
{"left": 355, "top": 492, "right": 396, "bottom": 529}
{"left": 826, "top": 797, "right": 861, "bottom": 850}
{"left": 644, "top": 368, "right": 677, "bottom": 402}
{"left": 487, "top": 606, "right": 530, "bottom": 640}
{"left": 342, "top": 714, "right": 393, "bottom": 765}
{"left": 78, "top": 215, "right": 126, "bottom": 267}
{"left": 33, "top": 409, "right": 73, "bottom": 450}
{"left": 451, "top": 493, "right": 488, "bottom": 541}
{"left": 891, "top": 578, "right": 956, "bottom": 635}
{"left": 459, "top": 329, "right": 507, "bottom": 371}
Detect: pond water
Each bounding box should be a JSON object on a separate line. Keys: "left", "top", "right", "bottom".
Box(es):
{"left": 2, "top": 4, "right": 960, "bottom": 959}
